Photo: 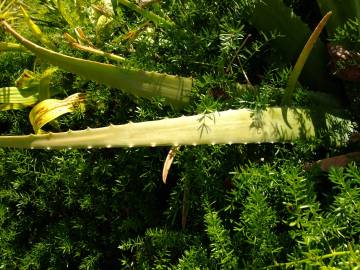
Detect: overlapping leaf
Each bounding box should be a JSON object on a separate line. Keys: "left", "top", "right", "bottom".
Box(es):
{"left": 29, "top": 93, "right": 86, "bottom": 134}
{"left": 0, "top": 68, "right": 60, "bottom": 111}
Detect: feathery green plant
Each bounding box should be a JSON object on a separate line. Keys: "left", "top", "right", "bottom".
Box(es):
{"left": 0, "top": 1, "right": 359, "bottom": 269}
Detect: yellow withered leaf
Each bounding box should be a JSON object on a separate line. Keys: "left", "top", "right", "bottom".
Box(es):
{"left": 162, "top": 145, "right": 181, "bottom": 184}
{"left": 15, "top": 69, "right": 36, "bottom": 89}
{"left": 29, "top": 93, "right": 86, "bottom": 134}
{"left": 64, "top": 33, "right": 77, "bottom": 44}
{"left": 0, "top": 68, "right": 59, "bottom": 110}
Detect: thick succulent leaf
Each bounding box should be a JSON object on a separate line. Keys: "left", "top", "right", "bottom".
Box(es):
{"left": 2, "top": 21, "right": 192, "bottom": 107}
{"left": 162, "top": 145, "right": 180, "bottom": 184}
{"left": 38, "top": 67, "right": 59, "bottom": 101}
{"left": 15, "top": 69, "right": 37, "bottom": 88}
{"left": 0, "top": 103, "right": 28, "bottom": 111}
{"left": 0, "top": 68, "right": 61, "bottom": 110}
{"left": 249, "top": 0, "right": 334, "bottom": 92}
{"left": 317, "top": 0, "right": 360, "bottom": 34}
{"left": 282, "top": 12, "right": 332, "bottom": 106}
{"left": 64, "top": 33, "right": 125, "bottom": 62}
{"left": 117, "top": 0, "right": 174, "bottom": 28}
{"left": 0, "top": 108, "right": 353, "bottom": 149}
{"left": 316, "top": 152, "right": 360, "bottom": 172}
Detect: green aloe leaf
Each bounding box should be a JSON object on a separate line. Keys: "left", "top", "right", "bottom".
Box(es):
{"left": 38, "top": 67, "right": 59, "bottom": 101}
{"left": 1, "top": 20, "right": 192, "bottom": 108}
{"left": 317, "top": 0, "right": 360, "bottom": 34}
{"left": 282, "top": 12, "right": 332, "bottom": 106}
{"left": 249, "top": 0, "right": 334, "bottom": 92}
{"left": 0, "top": 108, "right": 352, "bottom": 149}
{"left": 0, "top": 68, "right": 61, "bottom": 109}
{"left": 20, "top": 6, "right": 56, "bottom": 49}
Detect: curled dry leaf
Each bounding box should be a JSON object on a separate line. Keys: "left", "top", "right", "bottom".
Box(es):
{"left": 29, "top": 93, "right": 86, "bottom": 134}
{"left": 162, "top": 145, "right": 181, "bottom": 184}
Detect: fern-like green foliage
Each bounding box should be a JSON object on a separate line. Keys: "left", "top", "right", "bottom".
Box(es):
{"left": 331, "top": 18, "right": 360, "bottom": 51}
{"left": 204, "top": 202, "right": 238, "bottom": 269}
{"left": 0, "top": 0, "right": 359, "bottom": 269}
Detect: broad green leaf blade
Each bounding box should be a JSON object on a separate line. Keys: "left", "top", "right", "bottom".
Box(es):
{"left": 57, "top": 0, "right": 76, "bottom": 27}
{"left": 64, "top": 34, "right": 125, "bottom": 62}
{"left": 15, "top": 69, "right": 36, "bottom": 88}
{"left": 38, "top": 67, "right": 59, "bottom": 101}
{"left": 95, "top": 15, "right": 113, "bottom": 38}
{"left": 0, "top": 68, "right": 60, "bottom": 109}
{"left": 29, "top": 93, "right": 86, "bottom": 134}
{"left": 0, "top": 103, "right": 28, "bottom": 111}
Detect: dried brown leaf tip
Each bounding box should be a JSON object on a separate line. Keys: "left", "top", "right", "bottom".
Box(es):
{"left": 162, "top": 145, "right": 181, "bottom": 184}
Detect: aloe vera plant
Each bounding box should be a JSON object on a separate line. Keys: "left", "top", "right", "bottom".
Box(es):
{"left": 317, "top": 0, "right": 360, "bottom": 35}
{"left": 0, "top": 3, "right": 354, "bottom": 151}
{"left": 1, "top": 21, "right": 192, "bottom": 107}
{"left": 250, "top": 0, "right": 360, "bottom": 88}
{"left": 0, "top": 108, "right": 353, "bottom": 149}
{"left": 249, "top": 0, "right": 334, "bottom": 92}
{"left": 0, "top": 86, "right": 39, "bottom": 106}
{"left": 282, "top": 11, "right": 332, "bottom": 106}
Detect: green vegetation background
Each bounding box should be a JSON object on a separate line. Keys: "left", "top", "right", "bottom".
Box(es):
{"left": 0, "top": 0, "right": 359, "bottom": 268}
